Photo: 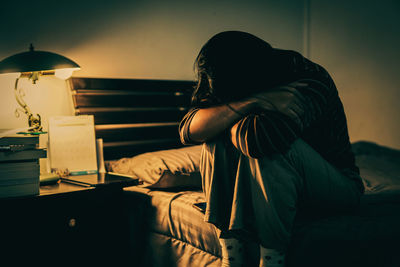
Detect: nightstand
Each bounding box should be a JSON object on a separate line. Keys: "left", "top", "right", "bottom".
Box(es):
{"left": 0, "top": 176, "right": 138, "bottom": 266}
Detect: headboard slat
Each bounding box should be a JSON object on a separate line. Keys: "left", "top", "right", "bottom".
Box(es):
{"left": 73, "top": 94, "right": 190, "bottom": 108}
{"left": 76, "top": 108, "right": 188, "bottom": 125}
{"left": 73, "top": 90, "right": 190, "bottom": 108}
{"left": 95, "top": 123, "right": 180, "bottom": 142}
{"left": 104, "top": 139, "right": 183, "bottom": 160}
{"left": 70, "top": 77, "right": 195, "bottom": 92}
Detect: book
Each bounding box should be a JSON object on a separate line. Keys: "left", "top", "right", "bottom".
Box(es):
{"left": 0, "top": 183, "right": 39, "bottom": 198}
{"left": 0, "top": 177, "right": 38, "bottom": 186}
{"left": 0, "top": 149, "right": 46, "bottom": 162}
{"left": 0, "top": 130, "right": 39, "bottom": 146}
{"left": 0, "top": 160, "right": 40, "bottom": 198}
{"left": 0, "top": 161, "right": 40, "bottom": 181}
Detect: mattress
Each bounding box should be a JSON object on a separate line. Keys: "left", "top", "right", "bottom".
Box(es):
{"left": 123, "top": 187, "right": 223, "bottom": 266}
{"left": 287, "top": 141, "right": 400, "bottom": 267}
{"left": 123, "top": 141, "right": 400, "bottom": 267}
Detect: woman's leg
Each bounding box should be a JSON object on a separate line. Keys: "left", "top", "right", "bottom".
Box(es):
{"left": 200, "top": 138, "right": 246, "bottom": 266}
{"left": 218, "top": 235, "right": 245, "bottom": 267}
{"left": 242, "top": 138, "right": 361, "bottom": 249}
{"left": 259, "top": 246, "right": 285, "bottom": 267}
{"left": 200, "top": 138, "right": 361, "bottom": 264}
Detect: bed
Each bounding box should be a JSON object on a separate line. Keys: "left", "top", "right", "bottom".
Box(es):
{"left": 69, "top": 77, "right": 400, "bottom": 267}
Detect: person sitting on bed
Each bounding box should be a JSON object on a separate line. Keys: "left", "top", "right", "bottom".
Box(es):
{"left": 179, "top": 31, "right": 364, "bottom": 267}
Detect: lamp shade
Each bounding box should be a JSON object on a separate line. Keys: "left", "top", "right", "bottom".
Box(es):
{"left": 0, "top": 44, "right": 80, "bottom": 74}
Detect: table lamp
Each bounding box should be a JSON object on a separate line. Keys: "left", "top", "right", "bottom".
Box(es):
{"left": 0, "top": 44, "right": 80, "bottom": 133}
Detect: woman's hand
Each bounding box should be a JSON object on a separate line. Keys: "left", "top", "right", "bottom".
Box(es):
{"left": 248, "top": 84, "right": 306, "bottom": 120}
{"left": 247, "top": 91, "right": 275, "bottom": 111}
{"left": 229, "top": 83, "right": 309, "bottom": 155}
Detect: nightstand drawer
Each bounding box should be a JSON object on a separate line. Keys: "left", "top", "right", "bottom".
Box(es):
{"left": 0, "top": 186, "right": 127, "bottom": 263}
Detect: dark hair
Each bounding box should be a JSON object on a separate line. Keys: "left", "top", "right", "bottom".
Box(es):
{"left": 191, "top": 31, "right": 284, "bottom": 107}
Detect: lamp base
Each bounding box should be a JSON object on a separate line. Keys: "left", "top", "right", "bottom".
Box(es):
{"left": 14, "top": 76, "right": 44, "bottom": 134}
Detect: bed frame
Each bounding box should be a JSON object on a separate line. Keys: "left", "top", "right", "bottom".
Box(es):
{"left": 69, "top": 77, "right": 195, "bottom": 160}
{"left": 68, "top": 77, "right": 400, "bottom": 267}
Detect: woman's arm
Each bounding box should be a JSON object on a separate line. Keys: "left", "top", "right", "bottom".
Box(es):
{"left": 230, "top": 80, "right": 333, "bottom": 157}
{"left": 179, "top": 98, "right": 257, "bottom": 144}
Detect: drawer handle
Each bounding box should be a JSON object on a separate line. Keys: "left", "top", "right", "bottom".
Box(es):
{"left": 68, "top": 218, "right": 77, "bottom": 228}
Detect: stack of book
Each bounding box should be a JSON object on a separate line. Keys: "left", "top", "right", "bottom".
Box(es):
{"left": 0, "top": 133, "right": 46, "bottom": 198}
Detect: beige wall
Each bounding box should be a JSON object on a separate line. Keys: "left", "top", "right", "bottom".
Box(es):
{"left": 308, "top": 0, "right": 400, "bottom": 149}
{"left": 0, "top": 0, "right": 304, "bottom": 131}
{"left": 1, "top": 0, "right": 399, "bottom": 149}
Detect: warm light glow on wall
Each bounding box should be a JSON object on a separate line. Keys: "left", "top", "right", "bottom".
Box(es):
{"left": 0, "top": 0, "right": 398, "bottom": 148}
{"left": 0, "top": 72, "right": 20, "bottom": 80}
{"left": 0, "top": 75, "right": 75, "bottom": 130}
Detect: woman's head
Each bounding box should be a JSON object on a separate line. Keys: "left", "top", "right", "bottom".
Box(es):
{"left": 192, "top": 31, "right": 280, "bottom": 107}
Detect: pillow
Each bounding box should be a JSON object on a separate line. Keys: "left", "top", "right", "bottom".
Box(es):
{"left": 106, "top": 145, "right": 202, "bottom": 189}
{"left": 352, "top": 141, "right": 400, "bottom": 195}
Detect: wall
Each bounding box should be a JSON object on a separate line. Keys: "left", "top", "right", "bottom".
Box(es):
{"left": 308, "top": 0, "right": 400, "bottom": 148}
{"left": 0, "top": 75, "right": 74, "bottom": 132}
{"left": 1, "top": 0, "right": 399, "bottom": 149}
{"left": 0, "top": 0, "right": 304, "bottom": 131}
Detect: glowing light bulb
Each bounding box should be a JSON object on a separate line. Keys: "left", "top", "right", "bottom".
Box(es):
{"left": 54, "top": 68, "right": 80, "bottom": 80}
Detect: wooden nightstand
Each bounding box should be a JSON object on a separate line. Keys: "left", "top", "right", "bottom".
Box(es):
{"left": 0, "top": 177, "right": 138, "bottom": 266}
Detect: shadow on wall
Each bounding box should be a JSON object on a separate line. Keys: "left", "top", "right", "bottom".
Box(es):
{"left": 308, "top": 0, "right": 400, "bottom": 149}
{"left": 0, "top": 0, "right": 148, "bottom": 54}
{"left": 0, "top": 0, "right": 305, "bottom": 80}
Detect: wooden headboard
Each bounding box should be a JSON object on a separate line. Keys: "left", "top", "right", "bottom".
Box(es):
{"left": 69, "top": 77, "right": 196, "bottom": 160}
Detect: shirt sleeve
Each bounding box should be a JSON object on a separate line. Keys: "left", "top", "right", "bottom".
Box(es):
{"left": 179, "top": 108, "right": 201, "bottom": 145}
{"left": 233, "top": 78, "right": 335, "bottom": 158}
